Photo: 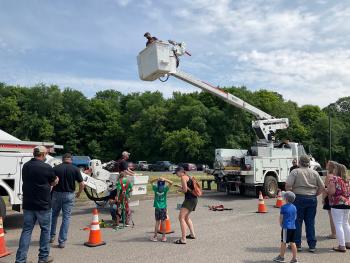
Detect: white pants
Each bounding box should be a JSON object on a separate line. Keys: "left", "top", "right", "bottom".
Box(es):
{"left": 331, "top": 208, "right": 350, "bottom": 247}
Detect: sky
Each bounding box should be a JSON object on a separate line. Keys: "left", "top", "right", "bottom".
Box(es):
{"left": 0, "top": 0, "right": 349, "bottom": 107}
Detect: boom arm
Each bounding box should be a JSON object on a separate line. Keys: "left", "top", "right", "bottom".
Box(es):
{"left": 137, "top": 40, "right": 289, "bottom": 142}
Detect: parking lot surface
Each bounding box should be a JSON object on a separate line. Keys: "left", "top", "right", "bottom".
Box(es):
{"left": 2, "top": 192, "right": 349, "bottom": 263}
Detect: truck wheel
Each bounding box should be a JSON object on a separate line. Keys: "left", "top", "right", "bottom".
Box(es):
{"left": 264, "top": 176, "right": 278, "bottom": 198}
{"left": 0, "top": 196, "right": 6, "bottom": 220}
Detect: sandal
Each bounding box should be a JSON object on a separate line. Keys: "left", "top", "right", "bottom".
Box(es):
{"left": 174, "top": 239, "right": 186, "bottom": 244}
{"left": 186, "top": 234, "right": 196, "bottom": 239}
{"left": 332, "top": 246, "right": 346, "bottom": 252}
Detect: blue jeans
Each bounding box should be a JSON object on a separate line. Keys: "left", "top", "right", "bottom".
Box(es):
{"left": 15, "top": 209, "right": 52, "bottom": 263}
{"left": 294, "top": 195, "right": 318, "bottom": 248}
{"left": 50, "top": 191, "right": 75, "bottom": 245}
{"left": 110, "top": 203, "right": 117, "bottom": 221}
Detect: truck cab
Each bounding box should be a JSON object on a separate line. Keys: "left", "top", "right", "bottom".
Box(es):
{"left": 212, "top": 142, "right": 322, "bottom": 198}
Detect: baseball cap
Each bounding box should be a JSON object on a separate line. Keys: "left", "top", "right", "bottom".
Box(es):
{"left": 282, "top": 191, "right": 296, "bottom": 203}
{"left": 299, "top": 155, "right": 310, "bottom": 167}
{"left": 122, "top": 151, "right": 130, "bottom": 157}
{"left": 173, "top": 166, "right": 185, "bottom": 174}
{"left": 33, "top": 146, "right": 47, "bottom": 155}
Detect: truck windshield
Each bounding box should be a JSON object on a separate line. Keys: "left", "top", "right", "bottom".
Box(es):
{"left": 298, "top": 145, "right": 307, "bottom": 156}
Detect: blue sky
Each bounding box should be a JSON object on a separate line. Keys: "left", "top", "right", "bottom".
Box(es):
{"left": 0, "top": 0, "right": 349, "bottom": 107}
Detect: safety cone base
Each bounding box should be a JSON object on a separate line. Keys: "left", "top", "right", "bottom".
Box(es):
{"left": 84, "top": 241, "right": 106, "bottom": 247}
{"left": 157, "top": 230, "right": 174, "bottom": 234}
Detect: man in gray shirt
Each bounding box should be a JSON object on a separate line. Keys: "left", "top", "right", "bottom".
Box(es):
{"left": 286, "top": 155, "right": 325, "bottom": 253}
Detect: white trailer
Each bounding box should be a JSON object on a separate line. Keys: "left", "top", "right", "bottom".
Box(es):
{"left": 136, "top": 39, "right": 322, "bottom": 197}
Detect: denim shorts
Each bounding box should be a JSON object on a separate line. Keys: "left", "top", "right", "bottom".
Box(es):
{"left": 155, "top": 208, "right": 167, "bottom": 221}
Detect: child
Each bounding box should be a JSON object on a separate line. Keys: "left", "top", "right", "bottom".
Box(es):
{"left": 150, "top": 177, "right": 173, "bottom": 242}
{"left": 114, "top": 174, "right": 133, "bottom": 228}
{"left": 273, "top": 191, "right": 298, "bottom": 263}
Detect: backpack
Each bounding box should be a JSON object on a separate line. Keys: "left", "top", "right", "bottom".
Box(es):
{"left": 190, "top": 176, "right": 202, "bottom": 197}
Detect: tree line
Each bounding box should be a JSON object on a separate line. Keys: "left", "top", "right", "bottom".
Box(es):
{"left": 0, "top": 82, "right": 349, "bottom": 167}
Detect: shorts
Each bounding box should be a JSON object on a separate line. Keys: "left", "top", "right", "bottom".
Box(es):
{"left": 323, "top": 196, "right": 331, "bottom": 211}
{"left": 182, "top": 198, "right": 198, "bottom": 212}
{"left": 281, "top": 228, "right": 296, "bottom": 243}
{"left": 155, "top": 208, "right": 167, "bottom": 221}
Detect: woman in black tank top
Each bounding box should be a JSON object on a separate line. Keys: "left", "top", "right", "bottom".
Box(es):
{"left": 174, "top": 167, "right": 198, "bottom": 244}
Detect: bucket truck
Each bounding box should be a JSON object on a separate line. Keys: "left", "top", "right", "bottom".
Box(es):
{"left": 0, "top": 129, "right": 148, "bottom": 220}
{"left": 137, "top": 40, "right": 322, "bottom": 197}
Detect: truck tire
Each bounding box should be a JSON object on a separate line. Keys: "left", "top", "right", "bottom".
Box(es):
{"left": 0, "top": 196, "right": 6, "bottom": 220}
{"left": 264, "top": 176, "right": 278, "bottom": 198}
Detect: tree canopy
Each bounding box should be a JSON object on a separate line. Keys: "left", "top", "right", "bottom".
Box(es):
{"left": 0, "top": 82, "right": 349, "bottom": 167}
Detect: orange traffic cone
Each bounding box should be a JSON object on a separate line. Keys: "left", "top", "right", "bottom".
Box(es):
{"left": 0, "top": 217, "right": 11, "bottom": 258}
{"left": 158, "top": 216, "right": 174, "bottom": 234}
{"left": 84, "top": 208, "right": 106, "bottom": 247}
{"left": 275, "top": 189, "right": 283, "bottom": 208}
{"left": 257, "top": 191, "right": 268, "bottom": 213}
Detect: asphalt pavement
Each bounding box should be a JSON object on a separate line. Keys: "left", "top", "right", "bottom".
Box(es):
{"left": 2, "top": 192, "right": 350, "bottom": 263}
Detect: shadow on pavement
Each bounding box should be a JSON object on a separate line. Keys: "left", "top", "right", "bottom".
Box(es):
{"left": 242, "top": 260, "right": 274, "bottom": 263}
{"left": 246, "top": 246, "right": 277, "bottom": 253}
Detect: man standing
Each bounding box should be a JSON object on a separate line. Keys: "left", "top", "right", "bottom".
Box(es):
{"left": 118, "top": 151, "right": 135, "bottom": 176}
{"left": 289, "top": 159, "right": 299, "bottom": 173}
{"left": 50, "top": 153, "right": 84, "bottom": 248}
{"left": 16, "top": 146, "right": 59, "bottom": 263}
{"left": 286, "top": 155, "right": 325, "bottom": 253}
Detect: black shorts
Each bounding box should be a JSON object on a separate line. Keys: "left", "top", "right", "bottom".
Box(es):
{"left": 155, "top": 208, "right": 167, "bottom": 221}
{"left": 281, "top": 229, "right": 296, "bottom": 243}
{"left": 182, "top": 198, "right": 198, "bottom": 212}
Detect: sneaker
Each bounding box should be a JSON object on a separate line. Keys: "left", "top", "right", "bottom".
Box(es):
{"left": 290, "top": 259, "right": 299, "bottom": 263}
{"left": 150, "top": 236, "right": 158, "bottom": 242}
{"left": 308, "top": 248, "right": 316, "bottom": 253}
{"left": 58, "top": 243, "right": 65, "bottom": 249}
{"left": 49, "top": 237, "right": 55, "bottom": 244}
{"left": 297, "top": 246, "right": 302, "bottom": 252}
{"left": 161, "top": 236, "right": 167, "bottom": 242}
{"left": 38, "top": 256, "right": 54, "bottom": 263}
{"left": 273, "top": 255, "right": 286, "bottom": 262}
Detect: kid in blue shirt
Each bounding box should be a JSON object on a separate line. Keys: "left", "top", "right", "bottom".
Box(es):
{"left": 273, "top": 191, "right": 298, "bottom": 263}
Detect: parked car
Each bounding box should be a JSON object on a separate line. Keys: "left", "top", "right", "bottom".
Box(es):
{"left": 136, "top": 161, "right": 149, "bottom": 171}
{"left": 149, "top": 161, "right": 177, "bottom": 172}
{"left": 178, "top": 163, "right": 197, "bottom": 171}
{"left": 196, "top": 164, "right": 209, "bottom": 171}
{"left": 72, "top": 156, "right": 91, "bottom": 171}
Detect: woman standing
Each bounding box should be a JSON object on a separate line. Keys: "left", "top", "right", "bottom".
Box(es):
{"left": 328, "top": 164, "right": 350, "bottom": 252}
{"left": 174, "top": 166, "right": 198, "bottom": 244}
{"left": 323, "top": 161, "right": 338, "bottom": 239}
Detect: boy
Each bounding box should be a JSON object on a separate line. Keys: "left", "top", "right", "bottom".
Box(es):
{"left": 273, "top": 191, "right": 299, "bottom": 263}
{"left": 150, "top": 177, "right": 173, "bottom": 242}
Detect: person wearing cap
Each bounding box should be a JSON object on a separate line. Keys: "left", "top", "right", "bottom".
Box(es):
{"left": 16, "top": 146, "right": 59, "bottom": 263}
{"left": 173, "top": 166, "right": 197, "bottom": 244}
{"left": 273, "top": 191, "right": 298, "bottom": 263}
{"left": 144, "top": 32, "right": 158, "bottom": 46}
{"left": 118, "top": 151, "right": 134, "bottom": 176}
{"left": 50, "top": 153, "right": 85, "bottom": 248}
{"left": 285, "top": 155, "right": 325, "bottom": 253}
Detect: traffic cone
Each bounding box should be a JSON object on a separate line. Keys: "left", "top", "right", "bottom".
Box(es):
{"left": 274, "top": 189, "right": 283, "bottom": 208}
{"left": 84, "top": 208, "right": 106, "bottom": 247}
{"left": 158, "top": 216, "right": 174, "bottom": 234}
{"left": 0, "top": 217, "right": 11, "bottom": 258}
{"left": 257, "top": 191, "right": 268, "bottom": 213}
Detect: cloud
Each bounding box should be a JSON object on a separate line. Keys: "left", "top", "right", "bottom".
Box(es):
{"left": 1, "top": 0, "right": 350, "bottom": 108}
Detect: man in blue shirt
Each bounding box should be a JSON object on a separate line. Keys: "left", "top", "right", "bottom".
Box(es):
{"left": 273, "top": 191, "right": 299, "bottom": 263}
